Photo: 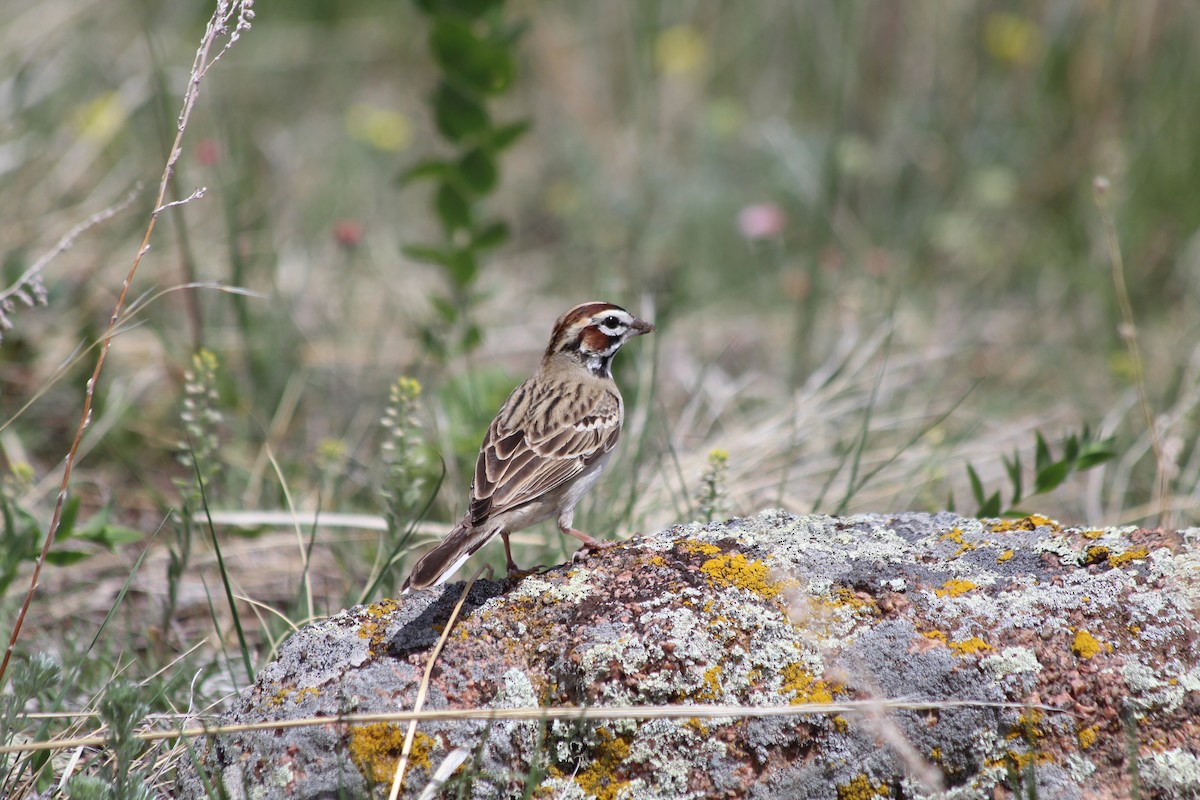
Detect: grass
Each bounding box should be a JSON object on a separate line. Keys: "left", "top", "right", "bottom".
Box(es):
{"left": 2, "top": 0, "right": 1199, "bottom": 796}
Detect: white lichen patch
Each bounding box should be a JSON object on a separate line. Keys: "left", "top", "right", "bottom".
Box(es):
{"left": 1035, "top": 536, "right": 1084, "bottom": 565}
{"left": 1140, "top": 748, "right": 1200, "bottom": 797}
{"left": 491, "top": 668, "right": 538, "bottom": 709}
{"left": 537, "top": 776, "right": 589, "bottom": 799}
{"left": 625, "top": 718, "right": 716, "bottom": 796}
{"left": 511, "top": 568, "right": 595, "bottom": 604}
{"left": 1122, "top": 661, "right": 1186, "bottom": 713}
{"left": 980, "top": 646, "right": 1042, "bottom": 679}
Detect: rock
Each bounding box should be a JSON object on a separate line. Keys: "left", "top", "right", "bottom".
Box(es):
{"left": 176, "top": 511, "right": 1200, "bottom": 799}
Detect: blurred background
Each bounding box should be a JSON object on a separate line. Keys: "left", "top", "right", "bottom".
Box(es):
{"left": 2, "top": 0, "right": 1199, "bottom": 696}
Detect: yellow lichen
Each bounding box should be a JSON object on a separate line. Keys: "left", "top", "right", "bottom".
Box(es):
{"left": 1071, "top": 629, "right": 1104, "bottom": 659}
{"left": 782, "top": 663, "right": 839, "bottom": 705}
{"left": 996, "top": 549, "right": 1014, "bottom": 563}
{"left": 695, "top": 665, "right": 723, "bottom": 701}
{"left": 922, "top": 630, "right": 948, "bottom": 644}
{"left": 1108, "top": 547, "right": 1149, "bottom": 567}
{"left": 348, "top": 724, "right": 433, "bottom": 784}
{"left": 1081, "top": 529, "right": 1105, "bottom": 539}
{"left": 935, "top": 578, "right": 977, "bottom": 598}
{"left": 823, "top": 587, "right": 880, "bottom": 616}
{"left": 991, "top": 514, "right": 1060, "bottom": 533}
{"left": 679, "top": 539, "right": 722, "bottom": 556}
{"left": 644, "top": 554, "right": 667, "bottom": 568}
{"left": 575, "top": 727, "right": 632, "bottom": 800}
{"left": 1084, "top": 545, "right": 1110, "bottom": 566}
{"left": 950, "top": 636, "right": 992, "bottom": 656}
{"left": 836, "top": 773, "right": 889, "bottom": 799}
{"left": 1077, "top": 724, "right": 1099, "bottom": 749}
{"left": 1014, "top": 708, "right": 1045, "bottom": 743}
{"left": 940, "top": 527, "right": 976, "bottom": 556}
{"left": 357, "top": 599, "right": 400, "bottom": 653}
{"left": 701, "top": 553, "right": 780, "bottom": 599}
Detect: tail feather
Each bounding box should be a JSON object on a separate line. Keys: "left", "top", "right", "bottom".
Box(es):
{"left": 401, "top": 519, "right": 493, "bottom": 593}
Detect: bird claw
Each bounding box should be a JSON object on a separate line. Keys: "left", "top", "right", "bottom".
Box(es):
{"left": 572, "top": 539, "right": 618, "bottom": 562}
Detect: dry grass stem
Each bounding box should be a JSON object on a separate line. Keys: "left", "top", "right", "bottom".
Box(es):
{"left": 0, "top": 698, "right": 1067, "bottom": 757}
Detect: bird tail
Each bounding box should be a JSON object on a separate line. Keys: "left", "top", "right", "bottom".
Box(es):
{"left": 400, "top": 517, "right": 493, "bottom": 593}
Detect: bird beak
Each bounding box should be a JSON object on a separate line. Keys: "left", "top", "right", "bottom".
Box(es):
{"left": 631, "top": 318, "right": 655, "bottom": 336}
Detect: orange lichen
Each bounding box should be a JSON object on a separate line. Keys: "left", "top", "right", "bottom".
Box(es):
{"left": 836, "top": 773, "right": 890, "bottom": 799}
{"left": 996, "top": 549, "right": 1015, "bottom": 563}
{"left": 991, "top": 514, "right": 1060, "bottom": 533}
{"left": 1071, "top": 629, "right": 1104, "bottom": 659}
{"left": 935, "top": 578, "right": 977, "bottom": 598}
{"left": 575, "top": 727, "right": 632, "bottom": 800}
{"left": 701, "top": 553, "right": 780, "bottom": 599}
{"left": 348, "top": 723, "right": 433, "bottom": 784}
{"left": 782, "top": 663, "right": 839, "bottom": 705}
{"left": 1108, "top": 547, "right": 1150, "bottom": 567}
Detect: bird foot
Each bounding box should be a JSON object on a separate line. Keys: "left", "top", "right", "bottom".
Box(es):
{"left": 571, "top": 538, "right": 618, "bottom": 563}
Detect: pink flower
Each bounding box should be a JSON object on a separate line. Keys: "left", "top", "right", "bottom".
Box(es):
{"left": 332, "top": 219, "right": 364, "bottom": 249}
{"left": 195, "top": 138, "right": 221, "bottom": 167}
{"left": 737, "top": 203, "right": 786, "bottom": 240}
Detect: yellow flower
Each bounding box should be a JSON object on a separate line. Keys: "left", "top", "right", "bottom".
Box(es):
{"left": 345, "top": 104, "right": 412, "bottom": 152}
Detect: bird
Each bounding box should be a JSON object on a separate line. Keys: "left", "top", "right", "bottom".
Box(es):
{"left": 401, "top": 301, "right": 654, "bottom": 592}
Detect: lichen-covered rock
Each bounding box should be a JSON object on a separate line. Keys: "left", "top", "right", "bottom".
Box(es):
{"left": 176, "top": 511, "right": 1200, "bottom": 799}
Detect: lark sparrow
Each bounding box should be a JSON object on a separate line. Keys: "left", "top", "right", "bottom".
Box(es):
{"left": 401, "top": 301, "right": 654, "bottom": 592}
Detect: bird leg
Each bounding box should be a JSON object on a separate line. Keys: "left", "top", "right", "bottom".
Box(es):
{"left": 561, "top": 525, "right": 618, "bottom": 561}
{"left": 501, "top": 532, "right": 522, "bottom": 576}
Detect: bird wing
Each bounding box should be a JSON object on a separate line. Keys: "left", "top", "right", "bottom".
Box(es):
{"left": 468, "top": 378, "right": 622, "bottom": 527}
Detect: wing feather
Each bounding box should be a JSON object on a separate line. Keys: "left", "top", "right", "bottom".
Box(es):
{"left": 468, "top": 376, "right": 622, "bottom": 525}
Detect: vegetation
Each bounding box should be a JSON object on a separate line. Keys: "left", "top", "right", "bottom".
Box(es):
{"left": 1, "top": 0, "right": 1198, "bottom": 795}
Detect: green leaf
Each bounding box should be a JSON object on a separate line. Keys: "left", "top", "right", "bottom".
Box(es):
{"left": 472, "top": 220, "right": 509, "bottom": 250}
{"left": 1064, "top": 433, "right": 1080, "bottom": 464}
{"left": 967, "top": 464, "right": 985, "bottom": 507}
{"left": 56, "top": 495, "right": 82, "bottom": 541}
{"left": 1034, "top": 431, "right": 1052, "bottom": 474}
{"left": 435, "top": 182, "right": 472, "bottom": 233}
{"left": 463, "top": 322, "right": 483, "bottom": 350}
{"left": 431, "top": 19, "right": 514, "bottom": 94}
{"left": 399, "top": 158, "right": 458, "bottom": 186}
{"left": 46, "top": 549, "right": 91, "bottom": 566}
{"left": 403, "top": 245, "right": 452, "bottom": 266}
{"left": 440, "top": 0, "right": 504, "bottom": 17}
{"left": 1076, "top": 439, "right": 1117, "bottom": 470}
{"left": 488, "top": 120, "right": 530, "bottom": 151}
{"left": 977, "top": 491, "right": 1002, "bottom": 518}
{"left": 431, "top": 295, "right": 459, "bottom": 323}
{"left": 1003, "top": 451, "right": 1023, "bottom": 505}
{"left": 91, "top": 527, "right": 144, "bottom": 549}
{"left": 433, "top": 81, "right": 489, "bottom": 142}
{"left": 445, "top": 250, "right": 478, "bottom": 285}
{"left": 1033, "top": 460, "right": 1072, "bottom": 495}
{"left": 459, "top": 147, "right": 497, "bottom": 193}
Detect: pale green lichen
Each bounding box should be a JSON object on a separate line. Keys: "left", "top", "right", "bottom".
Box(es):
{"left": 1140, "top": 749, "right": 1200, "bottom": 796}
{"left": 1122, "top": 661, "right": 1186, "bottom": 713}
{"left": 512, "top": 568, "right": 596, "bottom": 603}
{"left": 980, "top": 646, "right": 1042, "bottom": 678}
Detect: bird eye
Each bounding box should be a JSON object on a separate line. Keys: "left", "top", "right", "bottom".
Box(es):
{"left": 601, "top": 315, "right": 621, "bottom": 330}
